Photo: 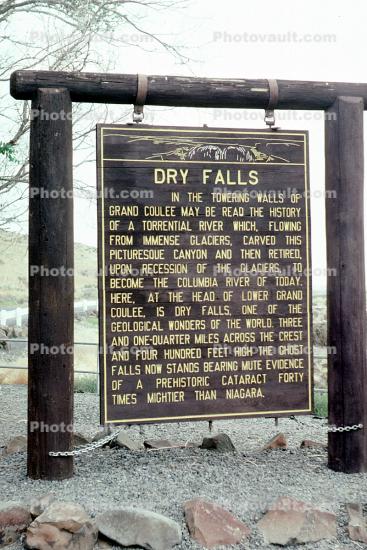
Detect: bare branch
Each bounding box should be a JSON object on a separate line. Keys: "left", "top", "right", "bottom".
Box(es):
{"left": 0, "top": 0, "right": 188, "bottom": 225}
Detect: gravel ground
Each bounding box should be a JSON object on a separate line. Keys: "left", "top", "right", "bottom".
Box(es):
{"left": 0, "top": 385, "right": 366, "bottom": 549}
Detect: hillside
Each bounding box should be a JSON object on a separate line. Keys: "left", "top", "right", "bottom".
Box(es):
{"left": 0, "top": 229, "right": 328, "bottom": 387}
{"left": 0, "top": 229, "right": 98, "bottom": 308}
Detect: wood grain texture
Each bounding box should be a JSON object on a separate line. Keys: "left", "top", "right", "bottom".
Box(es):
{"left": 10, "top": 70, "right": 367, "bottom": 109}
{"left": 28, "top": 88, "right": 74, "bottom": 480}
{"left": 325, "top": 96, "right": 367, "bottom": 473}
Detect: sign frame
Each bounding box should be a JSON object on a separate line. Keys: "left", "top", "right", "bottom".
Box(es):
{"left": 97, "top": 123, "right": 313, "bottom": 426}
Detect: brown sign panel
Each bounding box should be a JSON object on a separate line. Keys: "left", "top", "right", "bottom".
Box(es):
{"left": 96, "top": 125, "right": 313, "bottom": 425}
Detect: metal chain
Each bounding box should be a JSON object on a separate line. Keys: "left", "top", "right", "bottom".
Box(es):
{"left": 49, "top": 429, "right": 123, "bottom": 457}
{"left": 49, "top": 422, "right": 364, "bottom": 456}
{"left": 327, "top": 423, "right": 363, "bottom": 433}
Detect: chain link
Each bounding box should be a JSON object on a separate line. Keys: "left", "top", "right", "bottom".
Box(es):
{"left": 49, "top": 429, "right": 123, "bottom": 457}
{"left": 327, "top": 423, "right": 363, "bottom": 433}
{"left": 49, "top": 422, "right": 364, "bottom": 456}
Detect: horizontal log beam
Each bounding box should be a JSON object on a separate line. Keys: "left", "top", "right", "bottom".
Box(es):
{"left": 10, "top": 70, "right": 367, "bottom": 109}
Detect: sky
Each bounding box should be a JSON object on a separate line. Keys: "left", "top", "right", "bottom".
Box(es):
{"left": 6, "top": 0, "right": 367, "bottom": 291}
{"left": 74, "top": 0, "right": 367, "bottom": 291}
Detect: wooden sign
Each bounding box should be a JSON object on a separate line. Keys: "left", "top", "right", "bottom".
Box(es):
{"left": 97, "top": 125, "right": 313, "bottom": 425}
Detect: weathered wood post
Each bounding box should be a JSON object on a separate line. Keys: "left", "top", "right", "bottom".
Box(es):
{"left": 28, "top": 88, "right": 74, "bottom": 479}
{"left": 325, "top": 96, "right": 367, "bottom": 473}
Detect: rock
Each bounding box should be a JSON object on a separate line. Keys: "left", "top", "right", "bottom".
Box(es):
{"left": 200, "top": 433, "right": 236, "bottom": 452}
{"left": 0, "top": 502, "right": 31, "bottom": 547}
{"left": 269, "top": 496, "right": 312, "bottom": 513}
{"left": 144, "top": 439, "right": 198, "bottom": 450}
{"left": 91, "top": 428, "right": 117, "bottom": 450}
{"left": 301, "top": 440, "right": 327, "bottom": 449}
{"left": 26, "top": 521, "right": 97, "bottom": 549}
{"left": 96, "top": 508, "right": 181, "bottom": 550}
{"left": 73, "top": 432, "right": 91, "bottom": 447}
{"left": 144, "top": 439, "right": 181, "bottom": 450}
{"left": 92, "top": 428, "right": 110, "bottom": 443}
{"left": 31, "top": 502, "right": 90, "bottom": 533}
{"left": 262, "top": 433, "right": 287, "bottom": 450}
{"left": 26, "top": 502, "right": 97, "bottom": 549}
{"left": 95, "top": 536, "right": 115, "bottom": 548}
{"left": 183, "top": 441, "right": 199, "bottom": 448}
{"left": 115, "top": 432, "right": 142, "bottom": 451}
{"left": 4, "top": 435, "right": 27, "bottom": 455}
{"left": 346, "top": 502, "right": 367, "bottom": 543}
{"left": 26, "top": 523, "right": 72, "bottom": 548}
{"left": 30, "top": 494, "right": 57, "bottom": 518}
{"left": 184, "top": 498, "right": 250, "bottom": 548}
{"left": 258, "top": 496, "right": 336, "bottom": 545}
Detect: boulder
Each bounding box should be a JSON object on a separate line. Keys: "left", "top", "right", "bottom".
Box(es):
{"left": 269, "top": 496, "right": 311, "bottom": 513}
{"left": 262, "top": 433, "right": 287, "bottom": 450}
{"left": 0, "top": 502, "right": 31, "bottom": 547}
{"left": 25, "top": 501, "right": 97, "bottom": 549}
{"left": 200, "top": 433, "right": 236, "bottom": 452}
{"left": 96, "top": 508, "right": 181, "bottom": 550}
{"left": 26, "top": 521, "right": 97, "bottom": 549}
{"left": 144, "top": 439, "right": 197, "bottom": 450}
{"left": 32, "top": 502, "right": 90, "bottom": 533}
{"left": 184, "top": 498, "right": 250, "bottom": 548}
{"left": 144, "top": 439, "right": 181, "bottom": 450}
{"left": 183, "top": 441, "right": 199, "bottom": 448}
{"left": 258, "top": 496, "right": 336, "bottom": 545}
{"left": 26, "top": 523, "right": 72, "bottom": 548}
{"left": 4, "top": 435, "right": 27, "bottom": 455}
{"left": 95, "top": 536, "right": 115, "bottom": 548}
{"left": 114, "top": 432, "right": 143, "bottom": 451}
{"left": 92, "top": 428, "right": 110, "bottom": 444}
{"left": 346, "top": 502, "right": 367, "bottom": 544}
{"left": 30, "top": 494, "right": 57, "bottom": 518}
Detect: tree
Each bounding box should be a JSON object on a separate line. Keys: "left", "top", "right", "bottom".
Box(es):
{"left": 0, "top": 0, "right": 188, "bottom": 226}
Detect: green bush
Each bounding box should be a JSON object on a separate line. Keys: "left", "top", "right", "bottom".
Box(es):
{"left": 74, "top": 374, "right": 97, "bottom": 393}
{"left": 314, "top": 392, "right": 328, "bottom": 418}
{"left": 0, "top": 142, "right": 17, "bottom": 162}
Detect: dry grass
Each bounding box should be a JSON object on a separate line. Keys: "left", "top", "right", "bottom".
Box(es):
{"left": 0, "top": 229, "right": 98, "bottom": 307}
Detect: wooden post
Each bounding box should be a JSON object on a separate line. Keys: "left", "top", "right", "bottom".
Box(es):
{"left": 28, "top": 88, "right": 74, "bottom": 479}
{"left": 325, "top": 96, "right": 367, "bottom": 473}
